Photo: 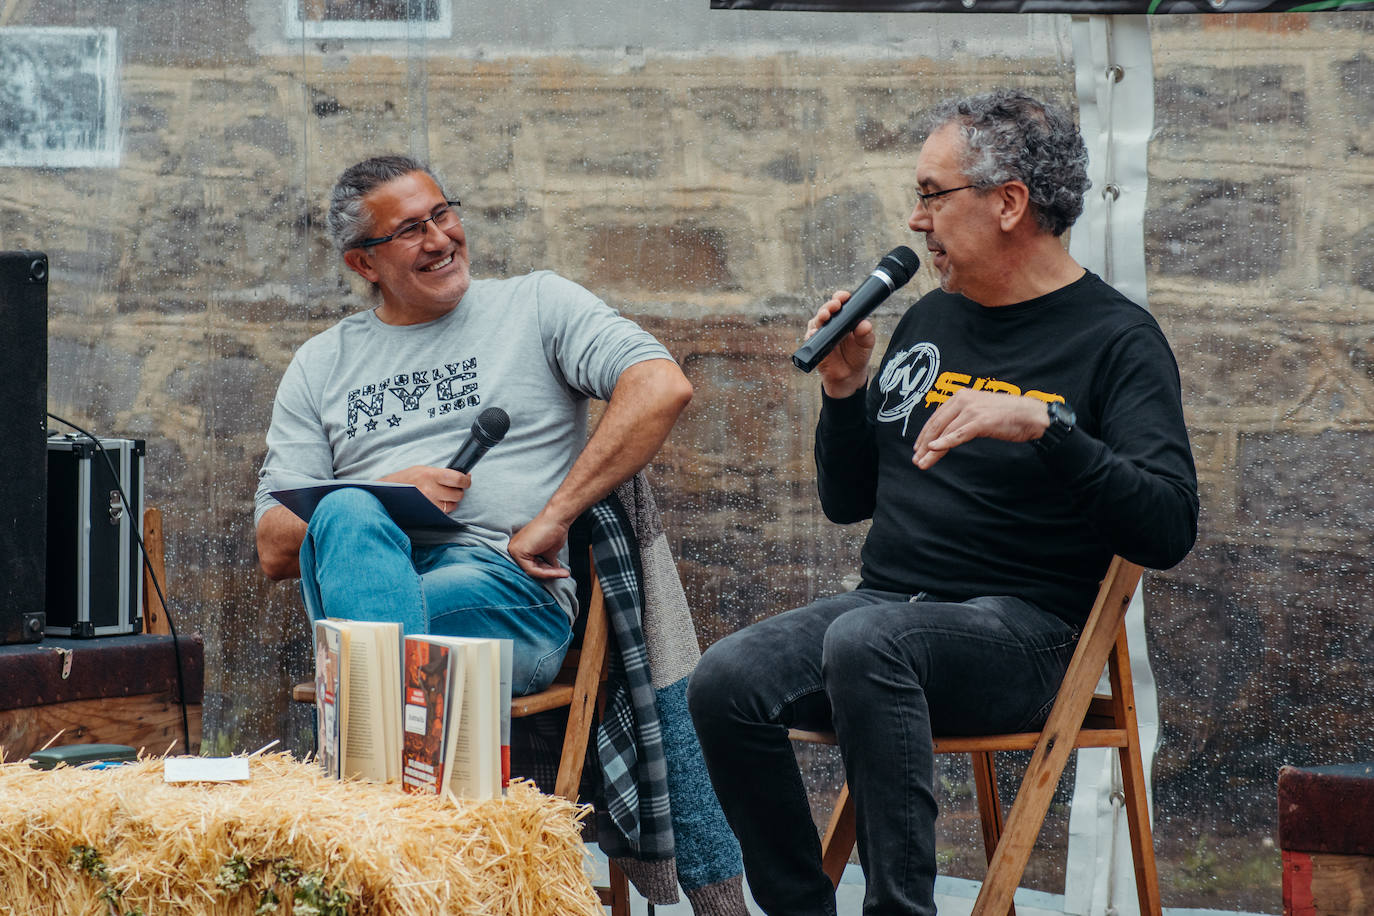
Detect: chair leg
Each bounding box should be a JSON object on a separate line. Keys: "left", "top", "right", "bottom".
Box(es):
{"left": 971, "top": 751, "right": 1016, "bottom": 916}
{"left": 1109, "top": 630, "right": 1164, "bottom": 916}
{"left": 971, "top": 751, "right": 1004, "bottom": 866}
{"left": 820, "top": 782, "right": 857, "bottom": 888}
{"left": 607, "top": 859, "right": 631, "bottom": 916}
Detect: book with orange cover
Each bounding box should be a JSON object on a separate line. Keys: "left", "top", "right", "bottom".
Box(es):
{"left": 401, "top": 638, "right": 461, "bottom": 795}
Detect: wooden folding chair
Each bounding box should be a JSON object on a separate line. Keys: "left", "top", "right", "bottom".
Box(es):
{"left": 789, "top": 555, "right": 1159, "bottom": 916}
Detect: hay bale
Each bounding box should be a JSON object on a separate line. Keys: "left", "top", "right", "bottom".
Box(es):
{"left": 0, "top": 753, "right": 602, "bottom": 915}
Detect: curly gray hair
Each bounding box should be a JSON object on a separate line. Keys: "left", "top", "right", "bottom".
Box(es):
{"left": 920, "top": 90, "right": 1090, "bottom": 237}
{"left": 326, "top": 154, "right": 449, "bottom": 254}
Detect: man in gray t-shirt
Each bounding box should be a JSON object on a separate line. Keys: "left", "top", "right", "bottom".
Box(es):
{"left": 254, "top": 155, "right": 692, "bottom": 696}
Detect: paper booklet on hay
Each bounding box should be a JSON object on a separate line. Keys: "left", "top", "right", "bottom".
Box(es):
{"left": 314, "top": 619, "right": 512, "bottom": 801}
{"left": 272, "top": 480, "right": 461, "bottom": 532}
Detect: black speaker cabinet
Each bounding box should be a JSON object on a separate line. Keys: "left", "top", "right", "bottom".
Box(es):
{"left": 0, "top": 251, "right": 47, "bottom": 645}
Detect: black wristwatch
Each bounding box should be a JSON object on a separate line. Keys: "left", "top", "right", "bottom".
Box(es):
{"left": 1034, "top": 400, "right": 1076, "bottom": 455}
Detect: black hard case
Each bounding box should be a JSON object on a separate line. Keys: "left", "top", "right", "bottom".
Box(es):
{"left": 45, "top": 436, "right": 145, "bottom": 637}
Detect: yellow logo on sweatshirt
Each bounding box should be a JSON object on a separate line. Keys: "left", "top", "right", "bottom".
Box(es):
{"left": 923, "top": 371, "right": 1064, "bottom": 408}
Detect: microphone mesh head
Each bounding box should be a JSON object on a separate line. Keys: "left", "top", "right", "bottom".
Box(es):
{"left": 880, "top": 246, "right": 922, "bottom": 286}
{"left": 474, "top": 406, "right": 510, "bottom": 443}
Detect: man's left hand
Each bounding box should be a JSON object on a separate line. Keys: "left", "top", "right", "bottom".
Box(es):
{"left": 913, "top": 390, "right": 1051, "bottom": 469}
{"left": 508, "top": 513, "right": 572, "bottom": 580}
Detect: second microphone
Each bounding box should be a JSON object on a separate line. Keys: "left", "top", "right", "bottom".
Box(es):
{"left": 448, "top": 406, "right": 510, "bottom": 473}
{"left": 792, "top": 246, "right": 922, "bottom": 373}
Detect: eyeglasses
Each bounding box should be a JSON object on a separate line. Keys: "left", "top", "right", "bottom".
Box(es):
{"left": 913, "top": 184, "right": 977, "bottom": 209}
{"left": 353, "top": 200, "right": 462, "bottom": 249}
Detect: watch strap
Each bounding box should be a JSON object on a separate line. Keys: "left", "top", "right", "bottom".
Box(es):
{"left": 1034, "top": 400, "right": 1076, "bottom": 454}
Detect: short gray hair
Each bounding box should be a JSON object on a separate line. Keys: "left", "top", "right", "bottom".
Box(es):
{"left": 326, "top": 155, "right": 448, "bottom": 253}
{"left": 921, "top": 90, "right": 1089, "bottom": 237}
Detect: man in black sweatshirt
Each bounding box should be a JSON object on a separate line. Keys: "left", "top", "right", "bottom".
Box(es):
{"left": 688, "top": 90, "right": 1198, "bottom": 916}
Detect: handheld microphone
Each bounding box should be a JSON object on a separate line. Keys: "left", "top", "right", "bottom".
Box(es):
{"left": 791, "top": 246, "right": 922, "bottom": 373}
{"left": 447, "top": 407, "right": 510, "bottom": 473}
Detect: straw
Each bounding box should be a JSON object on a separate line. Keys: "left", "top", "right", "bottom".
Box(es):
{"left": 0, "top": 752, "right": 601, "bottom": 915}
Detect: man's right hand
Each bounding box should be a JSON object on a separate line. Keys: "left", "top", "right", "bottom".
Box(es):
{"left": 379, "top": 465, "right": 472, "bottom": 515}
{"left": 807, "top": 290, "right": 876, "bottom": 399}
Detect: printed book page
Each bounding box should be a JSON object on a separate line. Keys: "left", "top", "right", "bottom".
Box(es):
{"left": 336, "top": 620, "right": 402, "bottom": 783}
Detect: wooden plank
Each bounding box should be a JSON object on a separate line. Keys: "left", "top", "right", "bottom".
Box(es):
{"left": 0, "top": 693, "right": 202, "bottom": 760}
{"left": 791, "top": 727, "right": 1128, "bottom": 754}
{"left": 1285, "top": 850, "right": 1374, "bottom": 916}
{"left": 1303, "top": 852, "right": 1374, "bottom": 916}
{"left": 608, "top": 861, "right": 631, "bottom": 916}
{"left": 553, "top": 560, "right": 609, "bottom": 802}
{"left": 1283, "top": 850, "right": 1316, "bottom": 916}
{"left": 511, "top": 685, "right": 574, "bottom": 716}
{"left": 788, "top": 728, "right": 837, "bottom": 745}
{"left": 302, "top": 678, "right": 582, "bottom": 716}
{"left": 971, "top": 752, "right": 1004, "bottom": 866}
{"left": 1278, "top": 763, "right": 1374, "bottom": 858}
{"left": 791, "top": 693, "right": 1122, "bottom": 752}
{"left": 935, "top": 729, "right": 1129, "bottom": 753}
{"left": 142, "top": 507, "right": 170, "bottom": 636}
{"left": 820, "top": 782, "right": 856, "bottom": 888}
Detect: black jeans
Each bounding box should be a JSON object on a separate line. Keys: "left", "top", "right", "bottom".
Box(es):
{"left": 687, "top": 589, "right": 1077, "bottom": 916}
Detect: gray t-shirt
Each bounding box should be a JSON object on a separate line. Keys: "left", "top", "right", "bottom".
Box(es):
{"left": 255, "top": 270, "right": 673, "bottom": 617}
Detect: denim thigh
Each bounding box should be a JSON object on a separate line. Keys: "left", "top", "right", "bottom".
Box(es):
{"left": 692, "top": 587, "right": 916, "bottom": 732}
{"left": 822, "top": 593, "right": 1079, "bottom": 736}
{"left": 414, "top": 544, "right": 573, "bottom": 697}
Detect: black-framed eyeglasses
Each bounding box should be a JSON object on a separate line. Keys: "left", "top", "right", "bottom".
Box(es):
{"left": 353, "top": 200, "right": 462, "bottom": 249}
{"left": 914, "top": 184, "right": 977, "bottom": 208}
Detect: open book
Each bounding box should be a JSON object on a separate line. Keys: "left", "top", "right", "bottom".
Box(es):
{"left": 313, "top": 619, "right": 402, "bottom": 784}
{"left": 314, "top": 618, "right": 511, "bottom": 800}
{"left": 400, "top": 635, "right": 510, "bottom": 800}
{"left": 400, "top": 637, "right": 459, "bottom": 795}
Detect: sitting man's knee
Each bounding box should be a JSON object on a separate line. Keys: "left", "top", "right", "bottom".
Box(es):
{"left": 312, "top": 487, "right": 388, "bottom": 527}
{"left": 822, "top": 604, "right": 920, "bottom": 687}
{"left": 688, "top": 636, "right": 748, "bottom": 727}
{"left": 821, "top": 606, "right": 879, "bottom": 666}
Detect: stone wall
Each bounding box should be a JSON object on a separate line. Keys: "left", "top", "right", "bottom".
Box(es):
{"left": 1143, "top": 15, "right": 1374, "bottom": 831}
{"left": 6, "top": 5, "right": 1374, "bottom": 907}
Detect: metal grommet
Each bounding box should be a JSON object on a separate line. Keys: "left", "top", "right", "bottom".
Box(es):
{"left": 1103, "top": 183, "right": 1122, "bottom": 202}
{"left": 1107, "top": 64, "right": 1125, "bottom": 84}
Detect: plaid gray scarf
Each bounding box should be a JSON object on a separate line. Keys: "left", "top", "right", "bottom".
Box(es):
{"left": 587, "top": 480, "right": 748, "bottom": 915}
{"left": 587, "top": 496, "right": 674, "bottom": 857}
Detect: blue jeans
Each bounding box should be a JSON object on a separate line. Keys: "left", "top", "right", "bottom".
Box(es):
{"left": 297, "top": 487, "right": 572, "bottom": 697}
{"left": 687, "top": 588, "right": 1078, "bottom": 916}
